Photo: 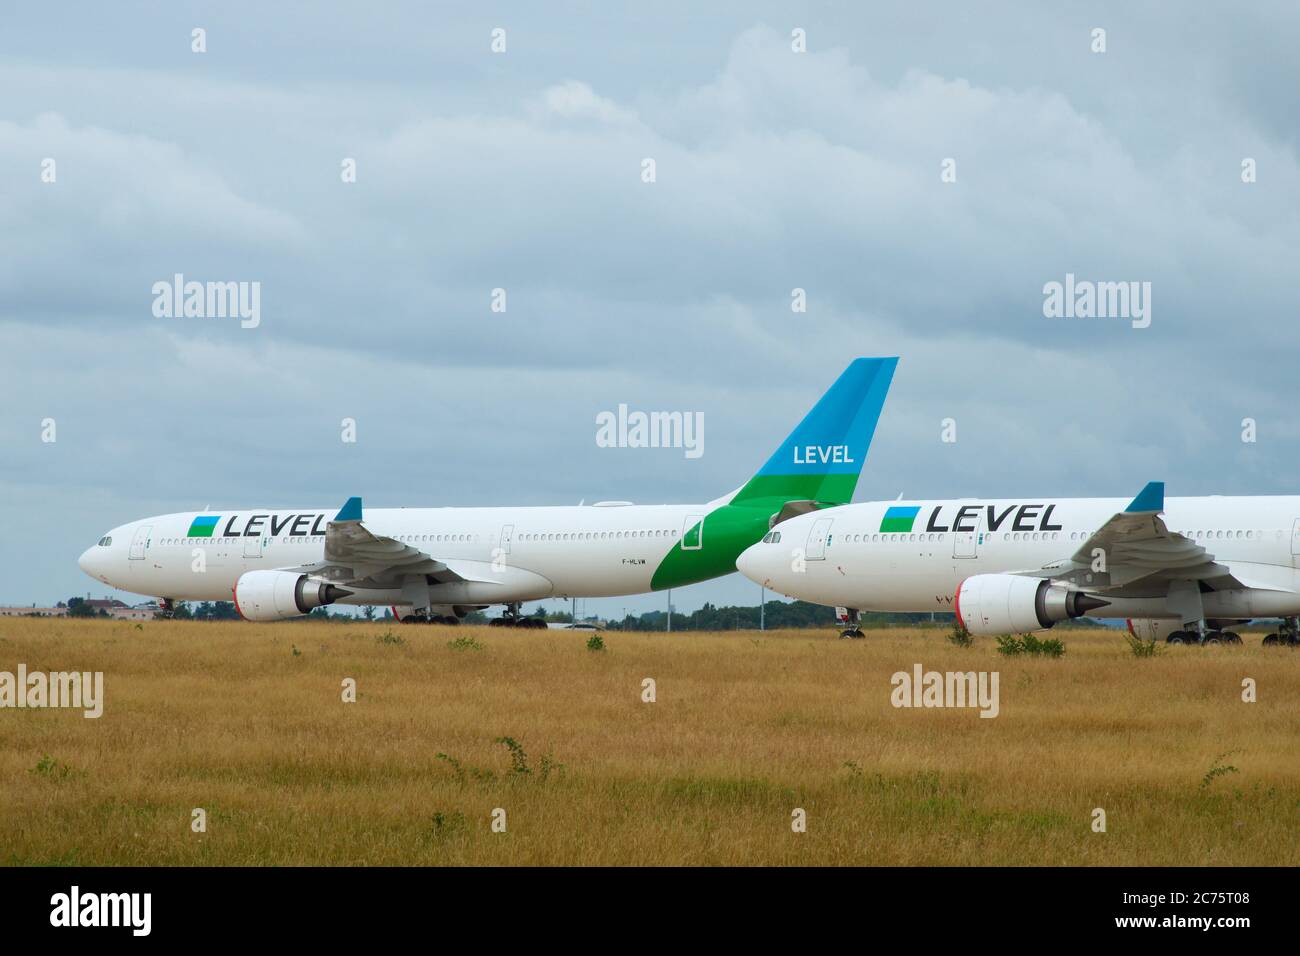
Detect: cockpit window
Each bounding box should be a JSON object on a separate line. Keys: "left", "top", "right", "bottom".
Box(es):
{"left": 98, "top": 536, "right": 112, "bottom": 547}
{"left": 761, "top": 531, "right": 783, "bottom": 544}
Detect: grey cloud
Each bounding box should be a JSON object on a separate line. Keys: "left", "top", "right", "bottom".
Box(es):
{"left": 1, "top": 4, "right": 1296, "bottom": 616}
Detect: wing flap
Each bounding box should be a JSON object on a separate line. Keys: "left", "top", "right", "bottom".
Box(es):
{"left": 286, "top": 497, "right": 494, "bottom": 590}
{"left": 1019, "top": 481, "right": 1225, "bottom": 592}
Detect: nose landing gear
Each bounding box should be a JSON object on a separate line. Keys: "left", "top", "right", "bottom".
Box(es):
{"left": 838, "top": 608, "right": 864, "bottom": 640}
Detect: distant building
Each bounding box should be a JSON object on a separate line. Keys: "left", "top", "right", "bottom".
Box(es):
{"left": 84, "top": 599, "right": 159, "bottom": 621}
{"left": 0, "top": 600, "right": 159, "bottom": 620}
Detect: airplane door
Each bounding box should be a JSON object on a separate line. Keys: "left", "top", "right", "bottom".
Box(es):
{"left": 805, "top": 517, "right": 834, "bottom": 560}
{"left": 953, "top": 514, "right": 982, "bottom": 559}
{"left": 500, "top": 524, "right": 514, "bottom": 555}
{"left": 243, "top": 533, "right": 262, "bottom": 559}
{"left": 681, "top": 514, "right": 704, "bottom": 550}
{"left": 1291, "top": 520, "right": 1300, "bottom": 566}
{"left": 129, "top": 524, "right": 151, "bottom": 560}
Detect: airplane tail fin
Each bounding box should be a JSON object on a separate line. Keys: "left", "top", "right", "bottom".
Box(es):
{"left": 729, "top": 357, "right": 897, "bottom": 506}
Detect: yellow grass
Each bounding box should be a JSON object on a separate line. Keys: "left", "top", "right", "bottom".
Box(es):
{"left": 1, "top": 617, "right": 1297, "bottom": 866}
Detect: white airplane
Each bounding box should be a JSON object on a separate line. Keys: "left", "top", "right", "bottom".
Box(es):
{"left": 737, "top": 481, "right": 1300, "bottom": 646}
{"left": 78, "top": 358, "right": 897, "bottom": 625}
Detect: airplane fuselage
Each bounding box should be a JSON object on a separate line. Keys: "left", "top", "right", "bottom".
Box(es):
{"left": 739, "top": 495, "right": 1300, "bottom": 621}
{"left": 80, "top": 502, "right": 725, "bottom": 605}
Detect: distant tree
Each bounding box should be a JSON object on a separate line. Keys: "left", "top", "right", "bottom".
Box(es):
{"left": 195, "top": 600, "right": 241, "bottom": 624}
{"left": 208, "top": 601, "right": 239, "bottom": 620}
{"left": 361, "top": 605, "right": 376, "bottom": 622}
{"left": 171, "top": 601, "right": 193, "bottom": 620}
{"left": 67, "top": 597, "right": 96, "bottom": 618}
{"left": 606, "top": 601, "right": 952, "bottom": 632}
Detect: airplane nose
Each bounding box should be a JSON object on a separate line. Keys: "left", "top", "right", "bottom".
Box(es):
{"left": 78, "top": 546, "right": 104, "bottom": 579}
{"left": 736, "top": 543, "right": 769, "bottom": 584}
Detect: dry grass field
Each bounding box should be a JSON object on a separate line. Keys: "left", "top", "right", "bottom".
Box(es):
{"left": 1, "top": 617, "right": 1297, "bottom": 866}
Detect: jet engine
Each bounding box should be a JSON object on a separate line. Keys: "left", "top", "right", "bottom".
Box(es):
{"left": 955, "top": 574, "right": 1108, "bottom": 636}
{"left": 233, "top": 570, "right": 353, "bottom": 621}
{"left": 1126, "top": 618, "right": 1179, "bottom": 642}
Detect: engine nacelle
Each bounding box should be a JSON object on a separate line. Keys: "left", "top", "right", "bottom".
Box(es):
{"left": 233, "top": 570, "right": 353, "bottom": 622}
{"left": 1126, "top": 618, "right": 1179, "bottom": 642}
{"left": 955, "top": 574, "right": 1109, "bottom": 636}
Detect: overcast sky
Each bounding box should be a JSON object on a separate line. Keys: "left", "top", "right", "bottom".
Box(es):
{"left": 2, "top": 2, "right": 1297, "bottom": 617}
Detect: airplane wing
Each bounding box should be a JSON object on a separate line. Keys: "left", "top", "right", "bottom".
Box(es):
{"left": 1016, "top": 482, "right": 1242, "bottom": 591}
{"left": 287, "top": 497, "right": 497, "bottom": 590}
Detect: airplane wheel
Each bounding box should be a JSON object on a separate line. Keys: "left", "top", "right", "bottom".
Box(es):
{"left": 489, "top": 618, "right": 507, "bottom": 627}
{"left": 1203, "top": 633, "right": 1221, "bottom": 645}
{"left": 1262, "top": 634, "right": 1279, "bottom": 646}
{"left": 1166, "top": 631, "right": 1191, "bottom": 645}
{"left": 1221, "top": 631, "right": 1242, "bottom": 644}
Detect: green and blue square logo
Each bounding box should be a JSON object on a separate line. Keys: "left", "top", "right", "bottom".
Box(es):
{"left": 879, "top": 505, "right": 919, "bottom": 533}
{"left": 186, "top": 515, "right": 221, "bottom": 537}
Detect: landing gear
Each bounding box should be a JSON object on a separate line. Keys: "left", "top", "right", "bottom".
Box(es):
{"left": 394, "top": 603, "right": 466, "bottom": 625}
{"left": 156, "top": 598, "right": 177, "bottom": 620}
{"left": 1263, "top": 616, "right": 1300, "bottom": 647}
{"left": 839, "top": 608, "right": 864, "bottom": 639}
{"left": 1168, "top": 628, "right": 1227, "bottom": 645}
{"left": 491, "top": 604, "right": 547, "bottom": 628}
{"left": 1166, "top": 625, "right": 1248, "bottom": 646}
